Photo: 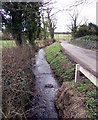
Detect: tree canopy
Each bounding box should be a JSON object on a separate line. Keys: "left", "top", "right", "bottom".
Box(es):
{"left": 1, "top": 2, "right": 42, "bottom": 45}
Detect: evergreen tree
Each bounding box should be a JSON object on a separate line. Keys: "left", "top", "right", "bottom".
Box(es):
{"left": 23, "top": 2, "right": 41, "bottom": 45}
{"left": 1, "top": 2, "right": 42, "bottom": 45}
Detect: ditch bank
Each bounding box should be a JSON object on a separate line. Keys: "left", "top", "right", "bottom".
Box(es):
{"left": 45, "top": 42, "right": 97, "bottom": 119}
{"left": 55, "top": 82, "right": 88, "bottom": 118}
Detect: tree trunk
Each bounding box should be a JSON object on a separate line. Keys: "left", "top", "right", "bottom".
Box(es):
{"left": 15, "top": 33, "right": 22, "bottom": 46}
{"left": 18, "top": 33, "right": 22, "bottom": 45}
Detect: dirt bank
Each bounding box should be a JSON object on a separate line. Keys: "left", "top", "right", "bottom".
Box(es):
{"left": 55, "top": 82, "right": 89, "bottom": 119}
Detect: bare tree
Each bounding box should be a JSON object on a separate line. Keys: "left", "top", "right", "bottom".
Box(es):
{"left": 61, "top": 0, "right": 97, "bottom": 11}
{"left": 68, "top": 0, "right": 96, "bottom": 8}
{"left": 67, "top": 8, "right": 80, "bottom": 37}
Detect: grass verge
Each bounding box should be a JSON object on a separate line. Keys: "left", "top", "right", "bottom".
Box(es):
{"left": 45, "top": 42, "right": 74, "bottom": 84}
{"left": 74, "top": 78, "right": 97, "bottom": 118}
{"left": 45, "top": 42, "right": 97, "bottom": 118}
{"left": 70, "top": 35, "right": 97, "bottom": 50}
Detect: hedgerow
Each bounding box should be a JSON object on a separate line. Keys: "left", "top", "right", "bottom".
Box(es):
{"left": 2, "top": 45, "right": 35, "bottom": 119}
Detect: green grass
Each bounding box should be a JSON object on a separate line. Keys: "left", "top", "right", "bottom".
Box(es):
{"left": 80, "top": 35, "right": 98, "bottom": 41}
{"left": 45, "top": 42, "right": 97, "bottom": 118}
{"left": 45, "top": 42, "right": 74, "bottom": 84}
{"left": 70, "top": 35, "right": 97, "bottom": 50}
{"left": 70, "top": 41, "right": 87, "bottom": 49}
{"left": 74, "top": 78, "right": 97, "bottom": 118}
{"left": 54, "top": 34, "right": 72, "bottom": 41}
{"left": 0, "top": 40, "right": 16, "bottom": 48}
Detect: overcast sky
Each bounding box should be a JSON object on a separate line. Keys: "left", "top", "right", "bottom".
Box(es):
{"left": 50, "top": 0, "right": 97, "bottom": 32}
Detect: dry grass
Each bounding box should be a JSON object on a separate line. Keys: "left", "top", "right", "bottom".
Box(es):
{"left": 42, "top": 39, "right": 54, "bottom": 47}
{"left": 35, "top": 38, "right": 54, "bottom": 49}
{"left": 2, "top": 44, "right": 36, "bottom": 119}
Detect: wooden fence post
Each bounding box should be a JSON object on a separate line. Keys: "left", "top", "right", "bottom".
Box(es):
{"left": 74, "top": 64, "right": 98, "bottom": 87}
{"left": 75, "top": 64, "right": 80, "bottom": 83}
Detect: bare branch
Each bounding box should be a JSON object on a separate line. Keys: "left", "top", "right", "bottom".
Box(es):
{"left": 64, "top": 0, "right": 97, "bottom": 11}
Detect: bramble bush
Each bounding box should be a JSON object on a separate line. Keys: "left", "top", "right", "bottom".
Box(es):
{"left": 2, "top": 44, "right": 36, "bottom": 119}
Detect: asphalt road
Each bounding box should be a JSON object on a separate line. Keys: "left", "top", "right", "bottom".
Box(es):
{"left": 60, "top": 41, "right": 98, "bottom": 78}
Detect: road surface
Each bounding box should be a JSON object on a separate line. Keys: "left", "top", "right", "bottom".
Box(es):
{"left": 60, "top": 41, "right": 98, "bottom": 78}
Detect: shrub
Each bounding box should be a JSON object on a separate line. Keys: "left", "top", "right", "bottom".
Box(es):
{"left": 80, "top": 36, "right": 98, "bottom": 41}
{"left": 76, "top": 24, "right": 90, "bottom": 37}
{"left": 89, "top": 23, "right": 98, "bottom": 36}
{"left": 74, "top": 23, "right": 98, "bottom": 38}
{"left": 2, "top": 45, "right": 35, "bottom": 119}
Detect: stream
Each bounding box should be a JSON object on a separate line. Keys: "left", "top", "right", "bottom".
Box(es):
{"left": 32, "top": 48, "right": 59, "bottom": 119}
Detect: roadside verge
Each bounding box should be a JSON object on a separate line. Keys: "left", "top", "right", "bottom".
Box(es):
{"left": 45, "top": 42, "right": 97, "bottom": 119}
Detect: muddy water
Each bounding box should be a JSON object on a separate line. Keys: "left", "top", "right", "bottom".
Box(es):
{"left": 32, "top": 49, "right": 59, "bottom": 119}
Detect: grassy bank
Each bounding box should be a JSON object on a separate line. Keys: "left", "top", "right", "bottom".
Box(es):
{"left": 70, "top": 36, "right": 98, "bottom": 50}
{"left": 45, "top": 42, "right": 74, "bottom": 84}
{"left": 45, "top": 42, "right": 97, "bottom": 118}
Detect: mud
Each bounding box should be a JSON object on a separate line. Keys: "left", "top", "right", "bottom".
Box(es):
{"left": 55, "top": 82, "right": 88, "bottom": 119}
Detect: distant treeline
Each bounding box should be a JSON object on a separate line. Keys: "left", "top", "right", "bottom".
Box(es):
{"left": 54, "top": 32, "right": 71, "bottom": 34}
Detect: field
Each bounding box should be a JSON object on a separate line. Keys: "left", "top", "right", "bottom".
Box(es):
{"left": 54, "top": 34, "right": 72, "bottom": 41}
{"left": 0, "top": 33, "right": 72, "bottom": 49}
{"left": 0, "top": 40, "right": 16, "bottom": 48}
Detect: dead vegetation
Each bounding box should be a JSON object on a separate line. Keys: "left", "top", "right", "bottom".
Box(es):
{"left": 2, "top": 45, "right": 36, "bottom": 119}
{"left": 55, "top": 82, "right": 88, "bottom": 119}
{"left": 35, "top": 38, "right": 54, "bottom": 49}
